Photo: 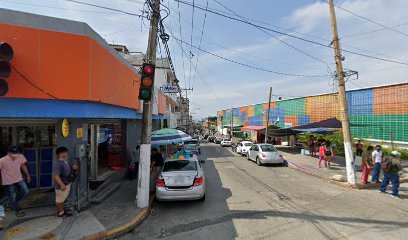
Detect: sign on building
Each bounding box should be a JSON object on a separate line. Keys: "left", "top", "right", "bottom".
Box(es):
{"left": 161, "top": 84, "right": 179, "bottom": 93}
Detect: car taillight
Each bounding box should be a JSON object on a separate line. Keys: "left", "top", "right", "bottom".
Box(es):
{"left": 156, "top": 178, "right": 165, "bottom": 187}
{"left": 261, "top": 153, "right": 266, "bottom": 158}
{"left": 193, "top": 176, "right": 204, "bottom": 186}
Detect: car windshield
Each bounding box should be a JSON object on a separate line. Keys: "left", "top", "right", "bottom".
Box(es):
{"left": 185, "top": 140, "right": 198, "bottom": 145}
{"left": 184, "top": 144, "right": 197, "bottom": 150}
{"left": 260, "top": 145, "right": 277, "bottom": 152}
{"left": 163, "top": 160, "right": 197, "bottom": 172}
{"left": 244, "top": 143, "right": 253, "bottom": 146}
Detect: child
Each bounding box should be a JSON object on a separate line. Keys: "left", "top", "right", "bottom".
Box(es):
{"left": 318, "top": 143, "right": 327, "bottom": 168}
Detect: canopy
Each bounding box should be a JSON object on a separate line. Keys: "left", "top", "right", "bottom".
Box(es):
{"left": 296, "top": 128, "right": 337, "bottom": 134}
{"left": 151, "top": 128, "right": 192, "bottom": 145}
{"left": 292, "top": 118, "right": 342, "bottom": 129}
{"left": 241, "top": 126, "right": 264, "bottom": 131}
{"left": 260, "top": 127, "right": 302, "bottom": 137}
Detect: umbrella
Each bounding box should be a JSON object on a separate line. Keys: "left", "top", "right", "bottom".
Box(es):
{"left": 151, "top": 128, "right": 192, "bottom": 145}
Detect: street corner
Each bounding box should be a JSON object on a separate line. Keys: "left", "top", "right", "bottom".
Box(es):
{"left": 3, "top": 216, "right": 62, "bottom": 240}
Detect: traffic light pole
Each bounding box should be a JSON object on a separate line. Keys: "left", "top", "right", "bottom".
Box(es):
{"left": 328, "top": 0, "right": 356, "bottom": 184}
{"left": 137, "top": 0, "right": 160, "bottom": 208}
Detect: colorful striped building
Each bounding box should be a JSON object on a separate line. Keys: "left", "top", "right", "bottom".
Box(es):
{"left": 217, "top": 83, "right": 408, "bottom": 143}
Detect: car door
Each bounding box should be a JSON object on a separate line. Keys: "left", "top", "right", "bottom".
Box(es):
{"left": 237, "top": 143, "right": 242, "bottom": 153}
{"left": 247, "top": 145, "right": 256, "bottom": 160}
{"left": 249, "top": 145, "right": 258, "bottom": 160}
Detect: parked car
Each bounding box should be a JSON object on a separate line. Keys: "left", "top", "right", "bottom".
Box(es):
{"left": 237, "top": 141, "right": 253, "bottom": 156}
{"left": 185, "top": 139, "right": 201, "bottom": 154}
{"left": 215, "top": 136, "right": 222, "bottom": 144}
{"left": 184, "top": 144, "right": 200, "bottom": 156}
{"left": 156, "top": 157, "right": 206, "bottom": 201}
{"left": 247, "top": 144, "right": 284, "bottom": 166}
{"left": 220, "top": 138, "right": 232, "bottom": 147}
{"left": 208, "top": 136, "right": 216, "bottom": 143}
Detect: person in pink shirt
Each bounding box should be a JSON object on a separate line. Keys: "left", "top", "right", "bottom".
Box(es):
{"left": 318, "top": 142, "right": 328, "bottom": 169}
{"left": 0, "top": 146, "right": 31, "bottom": 217}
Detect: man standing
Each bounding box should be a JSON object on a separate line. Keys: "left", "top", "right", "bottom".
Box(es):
{"left": 52, "top": 146, "right": 76, "bottom": 218}
{"left": 379, "top": 151, "right": 403, "bottom": 198}
{"left": 371, "top": 145, "right": 384, "bottom": 183}
{"left": 0, "top": 146, "right": 31, "bottom": 217}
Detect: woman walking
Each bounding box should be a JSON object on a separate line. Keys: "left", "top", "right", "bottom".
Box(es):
{"left": 360, "top": 146, "right": 374, "bottom": 184}
{"left": 318, "top": 141, "right": 327, "bottom": 168}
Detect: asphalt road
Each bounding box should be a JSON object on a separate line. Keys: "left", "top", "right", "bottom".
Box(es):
{"left": 119, "top": 143, "right": 408, "bottom": 240}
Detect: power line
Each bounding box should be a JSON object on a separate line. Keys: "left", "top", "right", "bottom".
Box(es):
{"left": 323, "top": 0, "right": 408, "bottom": 38}
{"left": 0, "top": 0, "right": 128, "bottom": 14}
{"left": 65, "top": 0, "right": 144, "bottom": 17}
{"left": 188, "top": 0, "right": 195, "bottom": 89}
{"left": 171, "top": 35, "right": 331, "bottom": 78}
{"left": 174, "top": 0, "right": 408, "bottom": 66}
{"left": 191, "top": 0, "right": 209, "bottom": 92}
{"left": 176, "top": 1, "right": 187, "bottom": 88}
{"left": 213, "top": 0, "right": 331, "bottom": 69}
{"left": 342, "top": 22, "right": 408, "bottom": 39}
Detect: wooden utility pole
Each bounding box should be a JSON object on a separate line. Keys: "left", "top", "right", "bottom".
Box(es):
{"left": 329, "top": 0, "right": 356, "bottom": 184}
{"left": 137, "top": 0, "right": 160, "bottom": 208}
{"left": 265, "top": 87, "right": 272, "bottom": 143}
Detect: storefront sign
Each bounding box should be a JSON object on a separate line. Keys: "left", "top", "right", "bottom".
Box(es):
{"left": 161, "top": 84, "right": 179, "bottom": 93}
{"left": 76, "top": 128, "right": 83, "bottom": 138}
{"left": 62, "top": 119, "right": 69, "bottom": 137}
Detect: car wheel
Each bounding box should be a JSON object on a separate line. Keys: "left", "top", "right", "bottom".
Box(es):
{"left": 256, "top": 157, "right": 262, "bottom": 166}
{"left": 199, "top": 194, "right": 206, "bottom": 201}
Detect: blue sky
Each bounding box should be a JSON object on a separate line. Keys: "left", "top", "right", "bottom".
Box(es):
{"left": 1, "top": 0, "right": 408, "bottom": 119}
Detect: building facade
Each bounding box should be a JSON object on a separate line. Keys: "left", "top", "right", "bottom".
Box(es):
{"left": 217, "top": 83, "right": 408, "bottom": 144}
{"left": 0, "top": 9, "right": 164, "bottom": 210}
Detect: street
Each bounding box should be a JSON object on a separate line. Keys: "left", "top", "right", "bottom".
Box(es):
{"left": 120, "top": 143, "right": 408, "bottom": 240}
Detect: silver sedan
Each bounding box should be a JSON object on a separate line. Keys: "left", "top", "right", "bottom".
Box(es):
{"left": 247, "top": 144, "right": 284, "bottom": 166}
{"left": 156, "top": 157, "right": 206, "bottom": 201}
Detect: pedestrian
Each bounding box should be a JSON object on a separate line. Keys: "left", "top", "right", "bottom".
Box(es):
{"left": 323, "top": 141, "right": 334, "bottom": 167}
{"left": 371, "top": 145, "right": 384, "bottom": 183}
{"left": 308, "top": 136, "right": 316, "bottom": 157}
{"left": 52, "top": 146, "right": 77, "bottom": 218}
{"left": 318, "top": 141, "right": 327, "bottom": 169}
{"left": 151, "top": 147, "right": 164, "bottom": 173}
{"left": 379, "top": 151, "right": 403, "bottom": 198}
{"left": 360, "top": 146, "right": 374, "bottom": 184}
{"left": 0, "top": 204, "right": 5, "bottom": 231}
{"left": 355, "top": 139, "right": 364, "bottom": 157}
{"left": 0, "top": 145, "right": 31, "bottom": 217}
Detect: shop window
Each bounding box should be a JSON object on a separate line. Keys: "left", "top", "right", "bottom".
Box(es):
{"left": 0, "top": 127, "right": 13, "bottom": 157}
{"left": 97, "top": 124, "right": 123, "bottom": 175}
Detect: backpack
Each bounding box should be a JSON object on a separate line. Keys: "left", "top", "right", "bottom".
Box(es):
{"left": 381, "top": 158, "right": 392, "bottom": 172}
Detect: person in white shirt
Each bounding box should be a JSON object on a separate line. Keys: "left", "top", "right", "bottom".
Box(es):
{"left": 371, "top": 145, "right": 384, "bottom": 183}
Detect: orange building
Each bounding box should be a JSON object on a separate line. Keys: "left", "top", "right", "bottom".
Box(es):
{"left": 0, "top": 9, "right": 165, "bottom": 210}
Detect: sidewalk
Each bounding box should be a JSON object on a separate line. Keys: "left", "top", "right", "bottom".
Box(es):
{"left": 276, "top": 146, "right": 408, "bottom": 189}
{"left": 1, "top": 179, "right": 152, "bottom": 240}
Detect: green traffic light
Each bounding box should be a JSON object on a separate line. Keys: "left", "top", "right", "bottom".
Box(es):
{"left": 139, "top": 89, "right": 151, "bottom": 100}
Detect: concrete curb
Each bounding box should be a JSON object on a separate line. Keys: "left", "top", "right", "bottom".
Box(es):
{"left": 286, "top": 160, "right": 408, "bottom": 190}
{"left": 81, "top": 196, "right": 155, "bottom": 240}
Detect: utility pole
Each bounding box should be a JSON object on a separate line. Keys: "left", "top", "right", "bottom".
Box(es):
{"left": 329, "top": 0, "right": 356, "bottom": 184}
{"left": 230, "top": 108, "right": 233, "bottom": 139}
{"left": 137, "top": 0, "right": 160, "bottom": 208}
{"left": 265, "top": 87, "right": 272, "bottom": 143}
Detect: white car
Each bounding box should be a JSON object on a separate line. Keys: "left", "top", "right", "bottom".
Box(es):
{"left": 156, "top": 157, "right": 206, "bottom": 201}
{"left": 247, "top": 144, "right": 284, "bottom": 166}
{"left": 220, "top": 138, "right": 232, "bottom": 147}
{"left": 237, "top": 141, "right": 253, "bottom": 156}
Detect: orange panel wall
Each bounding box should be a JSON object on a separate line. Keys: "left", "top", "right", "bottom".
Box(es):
{"left": 158, "top": 92, "right": 167, "bottom": 114}
{"left": 0, "top": 23, "right": 140, "bottom": 110}
{"left": 373, "top": 84, "right": 408, "bottom": 114}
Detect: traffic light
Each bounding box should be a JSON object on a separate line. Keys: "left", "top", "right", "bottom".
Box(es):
{"left": 0, "top": 42, "right": 13, "bottom": 96}
{"left": 138, "top": 63, "right": 155, "bottom": 101}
